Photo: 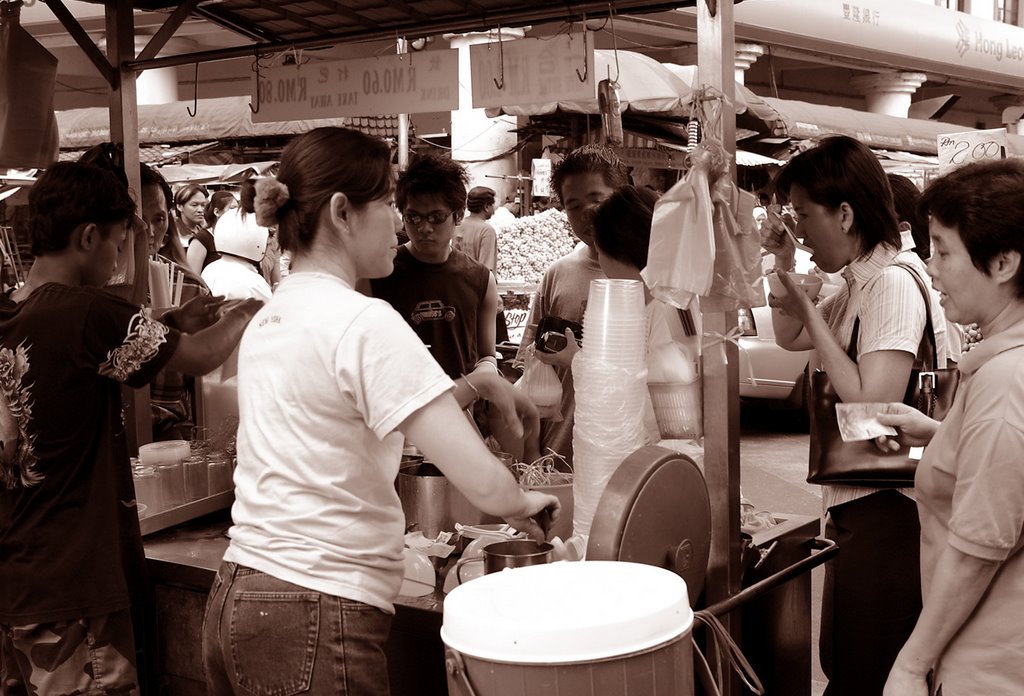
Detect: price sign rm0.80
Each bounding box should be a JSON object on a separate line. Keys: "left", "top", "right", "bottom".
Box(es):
{"left": 938, "top": 128, "right": 1007, "bottom": 175}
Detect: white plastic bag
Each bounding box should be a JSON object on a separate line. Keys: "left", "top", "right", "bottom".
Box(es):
{"left": 642, "top": 156, "right": 715, "bottom": 310}
{"left": 515, "top": 345, "right": 563, "bottom": 420}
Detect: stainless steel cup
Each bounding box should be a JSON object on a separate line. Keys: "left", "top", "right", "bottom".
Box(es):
{"left": 482, "top": 539, "right": 554, "bottom": 574}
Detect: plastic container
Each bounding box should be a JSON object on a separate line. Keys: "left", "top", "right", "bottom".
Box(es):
{"left": 649, "top": 381, "right": 704, "bottom": 439}
{"left": 138, "top": 440, "right": 190, "bottom": 469}
{"left": 442, "top": 561, "right": 694, "bottom": 696}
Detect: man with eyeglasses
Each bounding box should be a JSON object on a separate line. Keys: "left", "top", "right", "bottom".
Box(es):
{"left": 370, "top": 154, "right": 500, "bottom": 389}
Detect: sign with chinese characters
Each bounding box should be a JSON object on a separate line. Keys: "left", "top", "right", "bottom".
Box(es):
{"left": 251, "top": 50, "right": 459, "bottom": 123}
{"left": 731, "top": 0, "right": 1024, "bottom": 89}
{"left": 470, "top": 33, "right": 595, "bottom": 109}
{"left": 531, "top": 159, "right": 553, "bottom": 198}
{"left": 937, "top": 128, "right": 1007, "bottom": 175}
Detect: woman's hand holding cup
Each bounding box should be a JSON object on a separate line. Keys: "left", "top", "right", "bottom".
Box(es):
{"left": 761, "top": 206, "right": 796, "bottom": 272}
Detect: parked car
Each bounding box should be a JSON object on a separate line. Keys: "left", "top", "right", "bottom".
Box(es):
{"left": 737, "top": 251, "right": 840, "bottom": 409}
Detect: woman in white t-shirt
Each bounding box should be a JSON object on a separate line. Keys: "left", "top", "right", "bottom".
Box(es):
{"left": 201, "top": 127, "right": 559, "bottom": 696}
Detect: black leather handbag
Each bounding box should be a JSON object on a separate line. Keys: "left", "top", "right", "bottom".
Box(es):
{"left": 807, "top": 264, "right": 961, "bottom": 487}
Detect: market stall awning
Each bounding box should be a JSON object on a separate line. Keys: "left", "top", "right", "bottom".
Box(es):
{"left": 55, "top": 96, "right": 399, "bottom": 149}
{"left": 152, "top": 160, "right": 278, "bottom": 185}
{"left": 742, "top": 94, "right": 1024, "bottom": 156}
{"left": 486, "top": 52, "right": 754, "bottom": 118}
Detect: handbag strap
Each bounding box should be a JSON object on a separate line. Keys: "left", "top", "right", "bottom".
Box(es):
{"left": 848, "top": 261, "right": 939, "bottom": 370}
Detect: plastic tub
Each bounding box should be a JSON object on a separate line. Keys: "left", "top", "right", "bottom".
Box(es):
{"left": 442, "top": 561, "right": 694, "bottom": 696}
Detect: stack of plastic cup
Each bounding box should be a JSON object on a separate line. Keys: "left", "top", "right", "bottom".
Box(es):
{"left": 572, "top": 279, "right": 652, "bottom": 541}
{"left": 183, "top": 454, "right": 210, "bottom": 502}
{"left": 581, "top": 279, "right": 647, "bottom": 371}
{"left": 139, "top": 440, "right": 190, "bottom": 510}
{"left": 132, "top": 465, "right": 163, "bottom": 517}
{"left": 207, "top": 452, "right": 234, "bottom": 494}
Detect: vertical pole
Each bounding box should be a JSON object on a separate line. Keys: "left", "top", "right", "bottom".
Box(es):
{"left": 397, "top": 38, "right": 410, "bottom": 168}
{"left": 697, "top": 1, "right": 741, "bottom": 694}
{"left": 106, "top": 1, "right": 151, "bottom": 452}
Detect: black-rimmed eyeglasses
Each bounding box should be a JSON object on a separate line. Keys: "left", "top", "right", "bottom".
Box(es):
{"left": 403, "top": 210, "right": 453, "bottom": 226}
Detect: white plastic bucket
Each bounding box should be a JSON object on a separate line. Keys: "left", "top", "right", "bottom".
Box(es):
{"left": 442, "top": 561, "right": 694, "bottom": 696}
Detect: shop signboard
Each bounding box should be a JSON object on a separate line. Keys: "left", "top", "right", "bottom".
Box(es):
{"left": 937, "top": 127, "right": 1007, "bottom": 175}
{"left": 531, "top": 159, "right": 552, "bottom": 198}
{"left": 251, "top": 50, "right": 460, "bottom": 123}
{"left": 730, "top": 0, "right": 1024, "bottom": 90}
{"left": 470, "top": 33, "right": 595, "bottom": 109}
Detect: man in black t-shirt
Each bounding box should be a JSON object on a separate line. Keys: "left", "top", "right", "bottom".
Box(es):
{"left": 371, "top": 154, "right": 498, "bottom": 381}
{"left": 0, "top": 162, "right": 262, "bottom": 695}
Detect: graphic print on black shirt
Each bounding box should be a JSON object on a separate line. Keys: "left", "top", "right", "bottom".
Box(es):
{"left": 0, "top": 284, "right": 180, "bottom": 624}
{"left": 0, "top": 342, "right": 37, "bottom": 490}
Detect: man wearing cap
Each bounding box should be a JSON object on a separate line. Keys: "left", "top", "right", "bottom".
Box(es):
{"left": 454, "top": 186, "right": 498, "bottom": 273}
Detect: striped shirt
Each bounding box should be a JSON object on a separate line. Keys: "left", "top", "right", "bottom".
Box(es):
{"left": 815, "top": 243, "right": 950, "bottom": 511}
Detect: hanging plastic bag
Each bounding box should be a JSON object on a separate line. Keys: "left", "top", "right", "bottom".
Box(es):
{"left": 514, "top": 345, "right": 563, "bottom": 420}
{"left": 703, "top": 182, "right": 766, "bottom": 312}
{"left": 642, "top": 150, "right": 715, "bottom": 310}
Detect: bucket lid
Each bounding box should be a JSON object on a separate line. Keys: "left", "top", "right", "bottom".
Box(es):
{"left": 441, "top": 561, "right": 691, "bottom": 663}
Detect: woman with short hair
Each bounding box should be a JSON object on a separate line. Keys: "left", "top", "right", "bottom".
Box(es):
{"left": 880, "top": 158, "right": 1024, "bottom": 695}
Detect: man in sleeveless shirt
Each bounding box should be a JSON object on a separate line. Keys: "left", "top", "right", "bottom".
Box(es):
{"left": 371, "top": 154, "right": 499, "bottom": 382}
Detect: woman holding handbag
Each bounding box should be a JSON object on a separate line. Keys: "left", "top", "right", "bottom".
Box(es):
{"left": 761, "top": 135, "right": 952, "bottom": 696}
{"left": 878, "top": 159, "right": 1024, "bottom": 695}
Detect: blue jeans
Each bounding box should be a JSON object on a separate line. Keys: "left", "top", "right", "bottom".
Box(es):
{"left": 202, "top": 561, "right": 392, "bottom": 696}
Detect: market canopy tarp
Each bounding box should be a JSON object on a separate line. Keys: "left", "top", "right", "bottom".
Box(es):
{"left": 742, "top": 95, "right": 1024, "bottom": 156}
{"left": 56, "top": 96, "right": 398, "bottom": 149}
{"left": 153, "top": 161, "right": 278, "bottom": 185}
{"left": 486, "top": 51, "right": 754, "bottom": 118}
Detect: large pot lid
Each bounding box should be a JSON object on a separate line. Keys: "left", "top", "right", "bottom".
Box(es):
{"left": 441, "top": 560, "right": 691, "bottom": 663}
{"left": 586, "top": 445, "right": 711, "bottom": 605}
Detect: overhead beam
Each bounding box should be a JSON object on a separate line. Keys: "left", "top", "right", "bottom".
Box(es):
{"left": 125, "top": 0, "right": 693, "bottom": 71}
{"left": 43, "top": 0, "right": 115, "bottom": 87}
{"left": 136, "top": 0, "right": 199, "bottom": 62}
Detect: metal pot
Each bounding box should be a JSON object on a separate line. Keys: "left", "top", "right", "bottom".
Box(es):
{"left": 398, "top": 462, "right": 498, "bottom": 538}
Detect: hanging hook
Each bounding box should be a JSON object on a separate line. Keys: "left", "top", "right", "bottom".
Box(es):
{"left": 492, "top": 25, "right": 505, "bottom": 90}
{"left": 186, "top": 63, "right": 199, "bottom": 118}
{"left": 575, "top": 16, "right": 589, "bottom": 83}
{"left": 608, "top": 3, "right": 621, "bottom": 83}
{"left": 249, "top": 51, "right": 261, "bottom": 114}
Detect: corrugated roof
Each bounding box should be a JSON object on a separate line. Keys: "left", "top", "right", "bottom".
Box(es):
{"left": 103, "top": 1, "right": 709, "bottom": 62}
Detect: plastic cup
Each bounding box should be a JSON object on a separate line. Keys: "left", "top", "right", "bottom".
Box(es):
{"left": 207, "top": 454, "right": 233, "bottom": 494}
{"left": 156, "top": 461, "right": 185, "bottom": 509}
{"left": 587, "top": 279, "right": 645, "bottom": 315}
{"left": 133, "top": 465, "right": 164, "bottom": 516}
{"left": 183, "top": 455, "right": 210, "bottom": 501}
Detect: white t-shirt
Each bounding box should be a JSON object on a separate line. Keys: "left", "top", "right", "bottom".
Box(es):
{"left": 224, "top": 272, "right": 453, "bottom": 613}
{"left": 202, "top": 255, "right": 273, "bottom": 301}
